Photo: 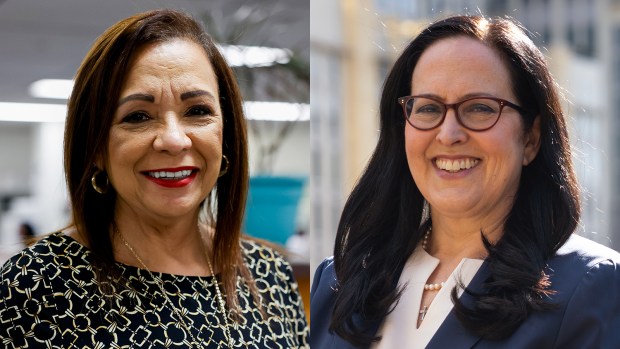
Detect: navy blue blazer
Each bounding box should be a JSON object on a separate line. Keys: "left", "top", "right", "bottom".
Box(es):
{"left": 311, "top": 235, "right": 620, "bottom": 348}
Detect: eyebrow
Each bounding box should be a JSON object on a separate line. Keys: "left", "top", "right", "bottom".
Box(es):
{"left": 415, "top": 92, "right": 497, "bottom": 101}
{"left": 117, "top": 90, "right": 216, "bottom": 106}
{"left": 117, "top": 93, "right": 154, "bottom": 106}
{"left": 180, "top": 90, "right": 216, "bottom": 101}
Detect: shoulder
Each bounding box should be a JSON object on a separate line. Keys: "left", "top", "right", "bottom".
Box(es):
{"left": 556, "top": 233, "right": 620, "bottom": 260}
{"left": 548, "top": 233, "right": 620, "bottom": 309}
{"left": 240, "top": 238, "right": 295, "bottom": 282}
{"left": 241, "top": 238, "right": 282, "bottom": 257}
{"left": 241, "top": 238, "right": 287, "bottom": 265}
{"left": 550, "top": 235, "right": 620, "bottom": 347}
{"left": 1, "top": 232, "right": 93, "bottom": 299}
{"left": 546, "top": 234, "right": 620, "bottom": 297}
{"left": 310, "top": 256, "right": 337, "bottom": 314}
{"left": 311, "top": 256, "right": 336, "bottom": 295}
{"left": 1, "top": 232, "right": 81, "bottom": 275}
{"left": 310, "top": 256, "right": 337, "bottom": 305}
{"left": 551, "top": 234, "right": 620, "bottom": 274}
{"left": 0, "top": 232, "right": 90, "bottom": 342}
{"left": 310, "top": 257, "right": 344, "bottom": 348}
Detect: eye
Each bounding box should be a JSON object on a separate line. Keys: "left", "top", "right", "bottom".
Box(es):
{"left": 464, "top": 103, "right": 496, "bottom": 113}
{"left": 415, "top": 103, "right": 442, "bottom": 114}
{"left": 185, "top": 105, "right": 214, "bottom": 117}
{"left": 121, "top": 111, "right": 151, "bottom": 123}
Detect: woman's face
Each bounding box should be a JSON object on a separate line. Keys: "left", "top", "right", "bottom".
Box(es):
{"left": 105, "top": 38, "right": 223, "bottom": 222}
{"left": 405, "top": 36, "right": 540, "bottom": 226}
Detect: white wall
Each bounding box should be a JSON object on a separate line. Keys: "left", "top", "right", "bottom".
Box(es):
{"left": 0, "top": 122, "right": 37, "bottom": 260}
{"left": 0, "top": 122, "right": 32, "bottom": 195}
{"left": 247, "top": 120, "right": 310, "bottom": 176}
{"left": 30, "top": 122, "right": 69, "bottom": 234}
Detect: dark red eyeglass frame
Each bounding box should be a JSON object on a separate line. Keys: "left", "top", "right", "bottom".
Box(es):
{"left": 397, "top": 95, "right": 528, "bottom": 131}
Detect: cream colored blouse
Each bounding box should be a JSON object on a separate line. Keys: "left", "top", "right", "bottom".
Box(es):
{"left": 372, "top": 246, "right": 484, "bottom": 349}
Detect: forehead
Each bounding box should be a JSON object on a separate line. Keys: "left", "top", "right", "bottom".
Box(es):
{"left": 131, "top": 37, "right": 209, "bottom": 64}
{"left": 122, "top": 38, "right": 218, "bottom": 91}
{"left": 411, "top": 36, "right": 513, "bottom": 97}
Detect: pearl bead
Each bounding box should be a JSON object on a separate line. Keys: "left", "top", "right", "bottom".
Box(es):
{"left": 422, "top": 226, "right": 447, "bottom": 292}
{"left": 423, "top": 282, "right": 445, "bottom": 291}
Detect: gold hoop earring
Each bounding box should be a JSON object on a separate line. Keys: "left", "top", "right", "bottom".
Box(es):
{"left": 218, "top": 155, "right": 230, "bottom": 177}
{"left": 91, "top": 169, "right": 109, "bottom": 194}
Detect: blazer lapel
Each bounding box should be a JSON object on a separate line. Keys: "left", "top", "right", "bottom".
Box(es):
{"left": 426, "top": 261, "right": 490, "bottom": 349}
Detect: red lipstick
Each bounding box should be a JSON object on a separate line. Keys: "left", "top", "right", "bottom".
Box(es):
{"left": 142, "top": 167, "right": 198, "bottom": 188}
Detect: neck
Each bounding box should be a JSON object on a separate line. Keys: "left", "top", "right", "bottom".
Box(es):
{"left": 426, "top": 215, "right": 504, "bottom": 262}
{"left": 113, "top": 211, "right": 214, "bottom": 276}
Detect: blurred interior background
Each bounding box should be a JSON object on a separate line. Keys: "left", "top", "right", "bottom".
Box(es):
{"left": 311, "top": 0, "right": 620, "bottom": 272}
{"left": 0, "top": 0, "right": 310, "bottom": 303}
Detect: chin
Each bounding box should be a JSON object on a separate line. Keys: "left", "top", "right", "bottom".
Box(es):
{"left": 429, "top": 197, "right": 480, "bottom": 215}
{"left": 148, "top": 201, "right": 201, "bottom": 217}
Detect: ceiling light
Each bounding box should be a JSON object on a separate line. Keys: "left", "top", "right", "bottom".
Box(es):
{"left": 244, "top": 101, "right": 309, "bottom": 121}
{"left": 218, "top": 45, "right": 292, "bottom": 67}
{"left": 28, "top": 79, "right": 74, "bottom": 100}
{"left": 0, "top": 102, "right": 66, "bottom": 122}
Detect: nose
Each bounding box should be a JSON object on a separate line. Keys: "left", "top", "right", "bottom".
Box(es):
{"left": 153, "top": 116, "right": 192, "bottom": 154}
{"left": 435, "top": 108, "right": 467, "bottom": 145}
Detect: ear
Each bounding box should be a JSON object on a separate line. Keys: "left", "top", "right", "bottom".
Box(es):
{"left": 522, "top": 116, "right": 541, "bottom": 166}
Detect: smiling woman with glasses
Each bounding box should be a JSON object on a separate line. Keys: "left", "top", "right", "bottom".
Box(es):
{"left": 311, "top": 15, "right": 620, "bottom": 349}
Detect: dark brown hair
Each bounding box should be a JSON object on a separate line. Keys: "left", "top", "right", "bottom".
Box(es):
{"left": 64, "top": 9, "right": 251, "bottom": 311}
{"left": 331, "top": 15, "right": 580, "bottom": 345}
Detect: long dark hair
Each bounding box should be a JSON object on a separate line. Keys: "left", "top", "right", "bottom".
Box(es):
{"left": 330, "top": 15, "right": 580, "bottom": 346}
{"left": 64, "top": 9, "right": 251, "bottom": 311}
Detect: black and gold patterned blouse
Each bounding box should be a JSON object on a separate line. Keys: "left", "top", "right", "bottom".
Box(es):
{"left": 0, "top": 232, "right": 309, "bottom": 348}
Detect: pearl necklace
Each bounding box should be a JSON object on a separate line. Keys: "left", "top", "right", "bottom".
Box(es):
{"left": 118, "top": 228, "right": 234, "bottom": 348}
{"left": 421, "top": 227, "right": 446, "bottom": 292}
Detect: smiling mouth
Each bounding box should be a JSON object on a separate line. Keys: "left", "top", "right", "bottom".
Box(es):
{"left": 435, "top": 158, "right": 479, "bottom": 173}
{"left": 145, "top": 169, "right": 195, "bottom": 180}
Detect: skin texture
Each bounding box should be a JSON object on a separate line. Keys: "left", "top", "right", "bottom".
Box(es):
{"left": 406, "top": 36, "right": 540, "bottom": 244}
{"left": 404, "top": 37, "right": 541, "bottom": 323}
{"left": 107, "top": 38, "right": 223, "bottom": 222}
{"left": 97, "top": 38, "right": 224, "bottom": 275}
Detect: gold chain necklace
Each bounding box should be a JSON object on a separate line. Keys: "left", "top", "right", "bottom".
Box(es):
{"left": 117, "top": 228, "right": 234, "bottom": 348}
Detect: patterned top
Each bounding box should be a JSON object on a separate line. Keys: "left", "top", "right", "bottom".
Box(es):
{"left": 0, "top": 232, "right": 309, "bottom": 348}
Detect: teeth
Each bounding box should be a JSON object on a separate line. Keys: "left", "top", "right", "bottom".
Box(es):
{"left": 148, "top": 169, "right": 192, "bottom": 179}
{"left": 435, "top": 158, "right": 479, "bottom": 172}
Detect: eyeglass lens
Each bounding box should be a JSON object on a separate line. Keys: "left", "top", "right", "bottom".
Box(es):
{"left": 403, "top": 97, "right": 502, "bottom": 130}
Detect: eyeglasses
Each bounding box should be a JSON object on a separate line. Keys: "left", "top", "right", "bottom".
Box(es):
{"left": 397, "top": 95, "right": 527, "bottom": 131}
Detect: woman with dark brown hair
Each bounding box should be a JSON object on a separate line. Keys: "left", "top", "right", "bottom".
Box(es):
{"left": 311, "top": 15, "right": 620, "bottom": 348}
{"left": 0, "top": 9, "right": 308, "bottom": 348}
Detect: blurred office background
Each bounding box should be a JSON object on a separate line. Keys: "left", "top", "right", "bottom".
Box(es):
{"left": 311, "top": 0, "right": 620, "bottom": 271}
{"left": 0, "top": 0, "right": 310, "bottom": 283}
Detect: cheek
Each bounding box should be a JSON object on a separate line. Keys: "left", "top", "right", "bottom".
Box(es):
{"left": 486, "top": 125, "right": 527, "bottom": 165}
{"left": 404, "top": 126, "right": 428, "bottom": 170}
{"left": 106, "top": 132, "right": 152, "bottom": 171}
{"left": 190, "top": 124, "right": 224, "bottom": 158}
{"left": 404, "top": 126, "right": 415, "bottom": 158}
{"left": 212, "top": 124, "right": 224, "bottom": 146}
